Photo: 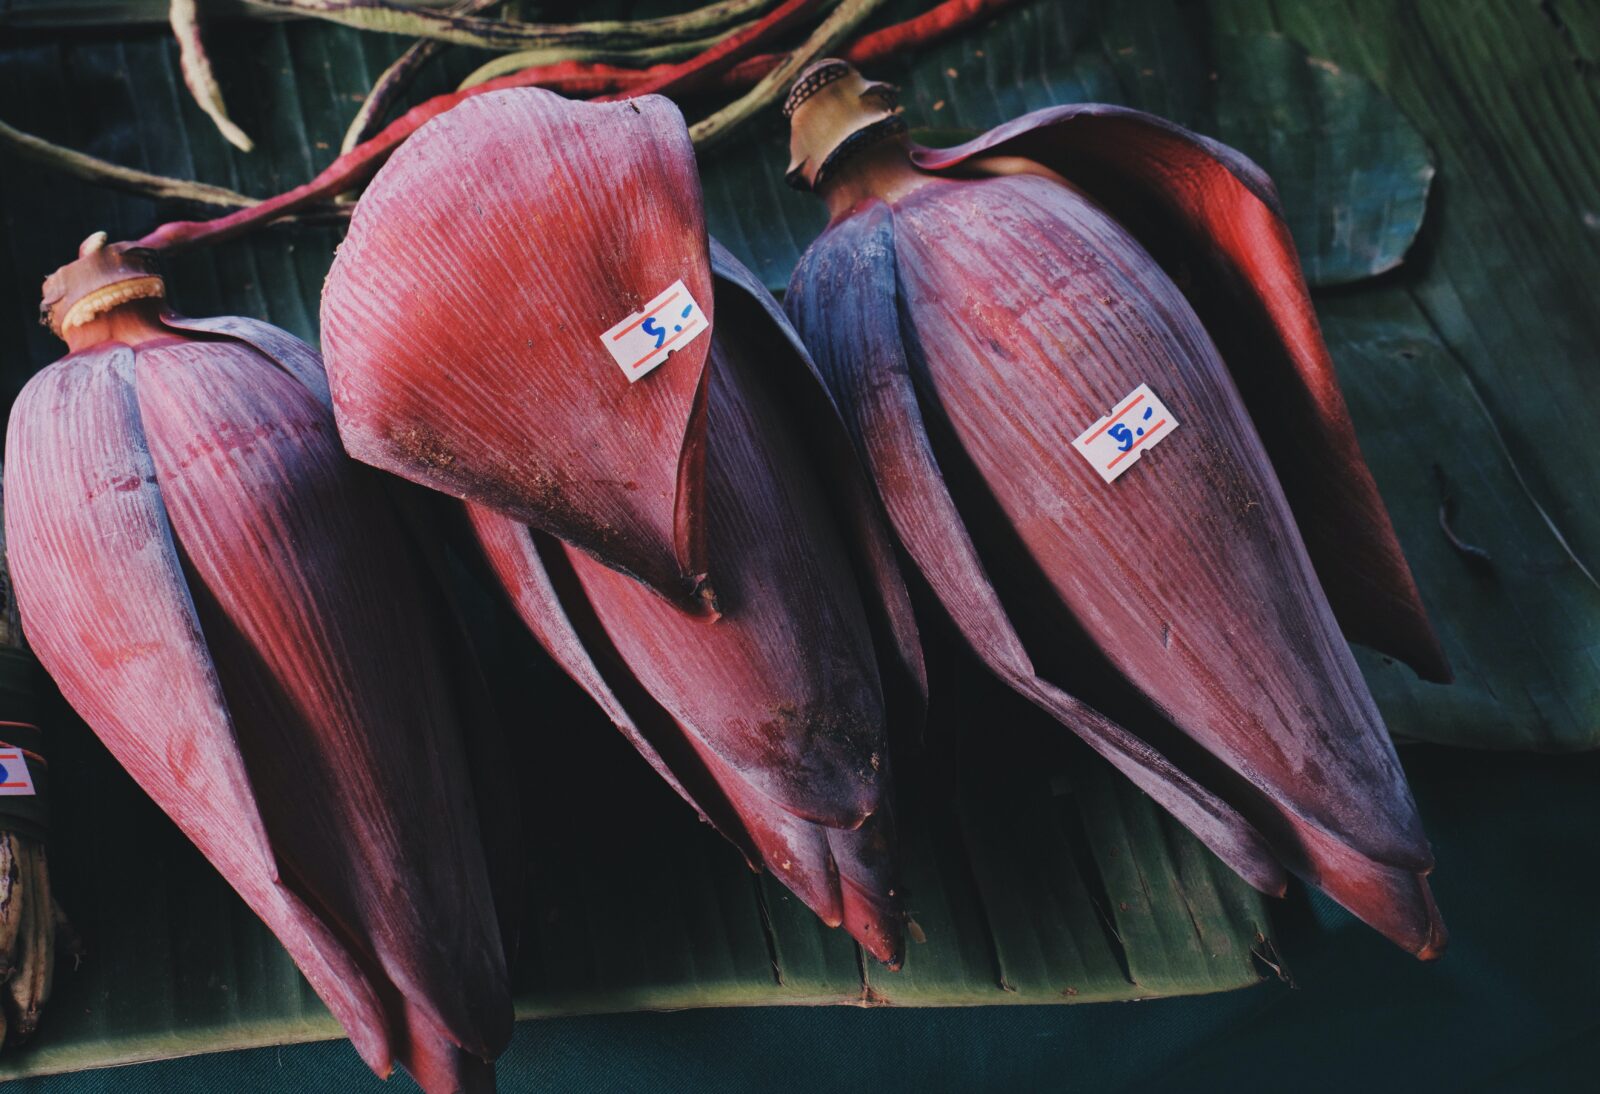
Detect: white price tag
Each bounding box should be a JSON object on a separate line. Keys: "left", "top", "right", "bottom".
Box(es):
{"left": 1072, "top": 383, "right": 1179, "bottom": 483}
{"left": 0, "top": 747, "right": 36, "bottom": 797}
{"left": 600, "top": 280, "right": 709, "bottom": 382}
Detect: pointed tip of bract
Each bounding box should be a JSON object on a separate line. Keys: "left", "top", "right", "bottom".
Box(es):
{"left": 824, "top": 814, "right": 904, "bottom": 968}
{"left": 1332, "top": 865, "right": 1448, "bottom": 962}
{"left": 393, "top": 1003, "right": 498, "bottom": 1094}
{"left": 1402, "top": 623, "right": 1454, "bottom": 687}
{"left": 1413, "top": 879, "right": 1449, "bottom": 961}
{"left": 840, "top": 876, "right": 904, "bottom": 970}
{"left": 1325, "top": 539, "right": 1453, "bottom": 686}
{"left": 1291, "top": 817, "right": 1447, "bottom": 960}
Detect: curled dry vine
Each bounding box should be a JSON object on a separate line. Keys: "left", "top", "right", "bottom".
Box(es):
{"left": 2, "top": 0, "right": 1018, "bottom": 246}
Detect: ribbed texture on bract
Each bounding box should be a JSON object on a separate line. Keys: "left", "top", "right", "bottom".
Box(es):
{"left": 464, "top": 254, "right": 913, "bottom": 968}
{"left": 4, "top": 315, "right": 511, "bottom": 1092}
{"left": 319, "top": 87, "right": 921, "bottom": 967}
{"left": 322, "top": 88, "right": 716, "bottom": 610}
{"left": 909, "top": 103, "right": 1450, "bottom": 685}
{"left": 786, "top": 81, "right": 1447, "bottom": 959}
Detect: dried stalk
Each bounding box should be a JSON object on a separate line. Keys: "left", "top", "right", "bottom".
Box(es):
{"left": 340, "top": 0, "right": 502, "bottom": 154}
{"left": 130, "top": 0, "right": 825, "bottom": 251}
{"left": 170, "top": 0, "right": 254, "bottom": 152}
{"left": 460, "top": 0, "right": 1019, "bottom": 100}
{"left": 455, "top": 30, "right": 738, "bottom": 92}
{"left": 0, "top": 117, "right": 257, "bottom": 208}
{"left": 248, "top": 0, "right": 776, "bottom": 51}
{"left": 595, "top": 0, "right": 827, "bottom": 104}
{"left": 15, "top": 0, "right": 1010, "bottom": 245}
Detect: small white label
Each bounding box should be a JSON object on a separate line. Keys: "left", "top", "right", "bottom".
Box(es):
{"left": 1072, "top": 383, "right": 1179, "bottom": 483}
{"left": 0, "top": 748, "right": 35, "bottom": 797}
{"left": 599, "top": 280, "right": 709, "bottom": 382}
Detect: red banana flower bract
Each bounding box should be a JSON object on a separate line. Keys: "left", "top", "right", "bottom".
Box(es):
{"left": 5, "top": 238, "right": 512, "bottom": 1092}
{"left": 322, "top": 90, "right": 718, "bottom": 611}
{"left": 466, "top": 241, "right": 917, "bottom": 963}
{"left": 782, "top": 61, "right": 1448, "bottom": 958}
{"left": 321, "top": 90, "right": 923, "bottom": 963}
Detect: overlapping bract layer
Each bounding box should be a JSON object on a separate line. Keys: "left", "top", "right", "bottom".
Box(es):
{"left": 783, "top": 61, "right": 1448, "bottom": 957}
{"left": 467, "top": 246, "right": 914, "bottom": 963}
{"left": 322, "top": 89, "right": 920, "bottom": 963}
{"left": 5, "top": 275, "right": 511, "bottom": 1091}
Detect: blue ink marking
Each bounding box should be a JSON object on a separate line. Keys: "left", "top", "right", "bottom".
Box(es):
{"left": 1109, "top": 423, "right": 1135, "bottom": 451}
{"left": 0, "top": 762, "right": 9, "bottom": 783}
{"left": 1136, "top": 406, "right": 1154, "bottom": 436}
{"left": 641, "top": 316, "right": 666, "bottom": 348}
{"left": 682, "top": 305, "right": 694, "bottom": 318}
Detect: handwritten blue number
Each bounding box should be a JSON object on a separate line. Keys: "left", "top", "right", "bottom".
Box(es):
{"left": 1109, "top": 423, "right": 1135, "bottom": 451}
{"left": 642, "top": 316, "right": 666, "bottom": 348}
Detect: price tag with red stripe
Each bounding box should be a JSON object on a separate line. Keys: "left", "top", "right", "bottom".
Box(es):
{"left": 0, "top": 747, "right": 36, "bottom": 797}
{"left": 600, "top": 279, "right": 709, "bottom": 382}
{"left": 1072, "top": 383, "right": 1179, "bottom": 484}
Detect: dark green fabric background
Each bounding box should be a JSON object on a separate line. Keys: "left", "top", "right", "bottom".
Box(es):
{"left": 9, "top": 746, "right": 1595, "bottom": 1092}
